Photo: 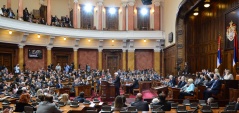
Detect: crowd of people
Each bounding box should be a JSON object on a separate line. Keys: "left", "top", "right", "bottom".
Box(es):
{"left": 0, "top": 60, "right": 238, "bottom": 112}
{"left": 0, "top": 5, "right": 73, "bottom": 28}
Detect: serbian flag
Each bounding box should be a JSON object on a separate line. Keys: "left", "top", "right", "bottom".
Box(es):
{"left": 233, "top": 31, "right": 238, "bottom": 67}
{"left": 217, "top": 35, "right": 222, "bottom": 68}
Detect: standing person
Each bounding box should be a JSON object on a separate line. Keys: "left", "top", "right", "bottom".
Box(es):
{"left": 55, "top": 63, "right": 61, "bottom": 73}
{"left": 183, "top": 62, "right": 189, "bottom": 75}
{"left": 14, "top": 64, "right": 20, "bottom": 75}
{"left": 64, "top": 63, "right": 70, "bottom": 74}
{"left": 86, "top": 64, "right": 90, "bottom": 74}
{"left": 113, "top": 72, "right": 121, "bottom": 96}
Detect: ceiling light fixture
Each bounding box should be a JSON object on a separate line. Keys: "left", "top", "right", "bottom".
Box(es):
{"left": 112, "top": 39, "right": 114, "bottom": 42}
{"left": 144, "top": 39, "right": 146, "bottom": 42}
{"left": 37, "top": 34, "right": 40, "bottom": 38}
{"left": 64, "top": 37, "right": 66, "bottom": 40}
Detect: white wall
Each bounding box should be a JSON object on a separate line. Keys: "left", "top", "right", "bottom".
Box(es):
{"left": 163, "top": 0, "right": 182, "bottom": 47}
{"left": 51, "top": 0, "right": 69, "bottom": 17}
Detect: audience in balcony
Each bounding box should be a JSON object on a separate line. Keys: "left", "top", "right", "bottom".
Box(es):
{"left": 23, "top": 8, "right": 30, "bottom": 21}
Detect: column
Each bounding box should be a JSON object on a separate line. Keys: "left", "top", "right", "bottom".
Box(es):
{"left": 153, "top": 0, "right": 160, "bottom": 30}
{"left": 73, "top": 0, "right": 78, "bottom": 28}
{"left": 121, "top": 2, "right": 127, "bottom": 30}
{"left": 7, "top": 0, "right": 11, "bottom": 9}
{"left": 127, "top": 1, "right": 135, "bottom": 30}
{"left": 47, "top": 0, "right": 51, "bottom": 25}
{"left": 97, "top": 1, "right": 103, "bottom": 30}
{"left": 154, "top": 49, "right": 160, "bottom": 74}
{"left": 98, "top": 49, "right": 103, "bottom": 70}
{"left": 161, "top": 50, "right": 164, "bottom": 76}
{"left": 127, "top": 49, "right": 135, "bottom": 71}
{"left": 47, "top": 46, "right": 52, "bottom": 66}
{"left": 18, "top": 44, "right": 24, "bottom": 71}
{"left": 18, "top": 0, "right": 23, "bottom": 19}
{"left": 73, "top": 48, "right": 78, "bottom": 70}
{"left": 122, "top": 49, "right": 126, "bottom": 71}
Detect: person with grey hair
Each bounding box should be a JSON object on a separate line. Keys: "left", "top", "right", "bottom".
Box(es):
{"left": 203, "top": 74, "right": 221, "bottom": 100}
{"left": 131, "top": 93, "right": 149, "bottom": 111}
{"left": 178, "top": 78, "right": 195, "bottom": 99}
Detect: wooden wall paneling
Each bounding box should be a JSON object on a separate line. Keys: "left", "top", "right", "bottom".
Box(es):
{"left": 78, "top": 49, "right": 98, "bottom": 70}
{"left": 102, "top": 49, "right": 122, "bottom": 75}
{"left": 52, "top": 48, "right": 73, "bottom": 68}
{"left": 0, "top": 43, "right": 18, "bottom": 72}
{"left": 135, "top": 49, "right": 153, "bottom": 70}
{"left": 163, "top": 45, "right": 176, "bottom": 76}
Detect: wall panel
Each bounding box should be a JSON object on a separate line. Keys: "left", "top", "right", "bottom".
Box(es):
{"left": 135, "top": 49, "right": 153, "bottom": 70}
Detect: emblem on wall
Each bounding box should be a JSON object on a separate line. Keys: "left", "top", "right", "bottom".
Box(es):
{"left": 226, "top": 21, "right": 236, "bottom": 41}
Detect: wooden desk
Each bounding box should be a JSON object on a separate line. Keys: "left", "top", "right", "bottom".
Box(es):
{"left": 74, "top": 85, "right": 91, "bottom": 97}
{"left": 197, "top": 85, "right": 206, "bottom": 100}
{"left": 101, "top": 81, "right": 115, "bottom": 102}
{"left": 168, "top": 87, "right": 180, "bottom": 99}
{"left": 139, "top": 81, "right": 152, "bottom": 91}
{"left": 122, "top": 84, "right": 132, "bottom": 95}
{"left": 60, "top": 102, "right": 103, "bottom": 113}
{"left": 153, "top": 86, "right": 168, "bottom": 95}
{"left": 55, "top": 87, "right": 71, "bottom": 96}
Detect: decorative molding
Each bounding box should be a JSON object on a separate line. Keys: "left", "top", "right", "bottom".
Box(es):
{"left": 75, "top": 39, "right": 80, "bottom": 47}
{"left": 177, "top": 44, "right": 183, "bottom": 49}
{"left": 73, "top": 0, "right": 78, "bottom": 3}
{"left": 123, "top": 39, "right": 127, "bottom": 48}
{"left": 20, "top": 33, "right": 29, "bottom": 43}
{"left": 99, "top": 40, "right": 104, "bottom": 48}
{"left": 129, "top": 39, "right": 134, "bottom": 48}
{"left": 122, "top": 48, "right": 127, "bottom": 52}
{"left": 48, "top": 36, "right": 55, "bottom": 45}
{"left": 153, "top": 0, "right": 161, "bottom": 6}
{"left": 46, "top": 46, "right": 53, "bottom": 50}
{"left": 121, "top": 2, "right": 128, "bottom": 7}
{"left": 97, "top": 1, "right": 103, "bottom": 6}
{"left": 0, "top": 17, "right": 163, "bottom": 39}
{"left": 18, "top": 44, "right": 25, "bottom": 48}
{"left": 73, "top": 47, "right": 78, "bottom": 51}
{"left": 128, "top": 48, "right": 135, "bottom": 52}
{"left": 128, "top": 0, "right": 135, "bottom": 6}
{"left": 98, "top": 48, "right": 103, "bottom": 52}
{"left": 154, "top": 48, "right": 160, "bottom": 52}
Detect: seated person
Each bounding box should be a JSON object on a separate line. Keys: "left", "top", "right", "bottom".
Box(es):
{"left": 207, "top": 97, "right": 214, "bottom": 105}
{"left": 223, "top": 69, "right": 234, "bottom": 80}
{"left": 59, "top": 93, "right": 71, "bottom": 105}
{"left": 168, "top": 75, "right": 176, "bottom": 87}
{"left": 37, "top": 94, "right": 45, "bottom": 102}
{"left": 74, "top": 92, "right": 85, "bottom": 103}
{"left": 121, "top": 95, "right": 128, "bottom": 107}
{"left": 131, "top": 93, "right": 149, "bottom": 111}
{"left": 15, "top": 93, "right": 34, "bottom": 112}
{"left": 235, "top": 97, "right": 239, "bottom": 110}
{"left": 177, "top": 76, "right": 186, "bottom": 88}
{"left": 36, "top": 94, "right": 62, "bottom": 113}
{"left": 203, "top": 74, "right": 221, "bottom": 100}
{"left": 151, "top": 98, "right": 160, "bottom": 105}
{"left": 113, "top": 96, "right": 126, "bottom": 111}
{"left": 178, "top": 78, "right": 195, "bottom": 99}
{"left": 129, "top": 78, "right": 139, "bottom": 93}
{"left": 158, "top": 93, "right": 171, "bottom": 111}
{"left": 56, "top": 80, "right": 63, "bottom": 89}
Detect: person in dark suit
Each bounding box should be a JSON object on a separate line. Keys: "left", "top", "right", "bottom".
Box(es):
{"left": 158, "top": 92, "right": 171, "bottom": 111}
{"left": 130, "top": 78, "right": 139, "bottom": 94}
{"left": 235, "top": 97, "right": 239, "bottom": 110}
{"left": 178, "top": 76, "right": 187, "bottom": 88}
{"left": 114, "top": 72, "right": 121, "bottom": 96}
{"left": 36, "top": 95, "right": 62, "bottom": 113}
{"left": 183, "top": 62, "right": 189, "bottom": 74}
{"left": 74, "top": 92, "right": 85, "bottom": 103}
{"left": 168, "top": 75, "right": 176, "bottom": 87}
{"left": 206, "top": 74, "right": 215, "bottom": 87}
{"left": 131, "top": 93, "right": 149, "bottom": 111}
{"left": 55, "top": 80, "right": 63, "bottom": 89}
{"left": 203, "top": 74, "right": 221, "bottom": 100}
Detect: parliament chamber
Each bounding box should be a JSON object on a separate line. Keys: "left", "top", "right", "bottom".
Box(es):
{"left": 0, "top": 0, "right": 239, "bottom": 113}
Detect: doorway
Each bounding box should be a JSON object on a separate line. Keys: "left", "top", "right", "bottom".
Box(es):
{"left": 56, "top": 56, "right": 69, "bottom": 68}
{"left": 102, "top": 49, "right": 122, "bottom": 76}
{"left": 0, "top": 53, "right": 12, "bottom": 71}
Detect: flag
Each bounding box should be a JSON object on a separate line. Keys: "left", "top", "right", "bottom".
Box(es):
{"left": 217, "top": 35, "right": 222, "bottom": 68}
{"left": 233, "top": 31, "right": 238, "bottom": 67}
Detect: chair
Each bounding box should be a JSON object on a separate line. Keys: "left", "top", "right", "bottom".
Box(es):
{"left": 183, "top": 99, "right": 190, "bottom": 106}
{"left": 171, "top": 103, "right": 178, "bottom": 109}
{"left": 85, "top": 110, "right": 97, "bottom": 113}
{"left": 210, "top": 102, "right": 218, "bottom": 109}
{"left": 229, "top": 88, "right": 234, "bottom": 102}
{"left": 133, "top": 88, "right": 139, "bottom": 94}
{"left": 199, "top": 100, "right": 206, "bottom": 106}
{"left": 101, "top": 106, "right": 112, "bottom": 111}
{"left": 185, "top": 87, "right": 198, "bottom": 99}
{"left": 212, "top": 84, "right": 225, "bottom": 99}
{"left": 229, "top": 102, "right": 236, "bottom": 105}
{"left": 190, "top": 103, "right": 198, "bottom": 109}
{"left": 127, "top": 106, "right": 137, "bottom": 111}
{"left": 151, "top": 105, "right": 163, "bottom": 112}
{"left": 201, "top": 105, "right": 212, "bottom": 113}
{"left": 24, "top": 106, "right": 34, "bottom": 113}
{"left": 224, "top": 105, "right": 236, "bottom": 112}
{"left": 177, "top": 105, "right": 187, "bottom": 113}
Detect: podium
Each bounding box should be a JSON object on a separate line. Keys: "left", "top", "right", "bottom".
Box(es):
{"left": 101, "top": 81, "right": 115, "bottom": 102}
{"left": 55, "top": 87, "right": 70, "bottom": 96}
{"left": 74, "top": 85, "right": 91, "bottom": 97}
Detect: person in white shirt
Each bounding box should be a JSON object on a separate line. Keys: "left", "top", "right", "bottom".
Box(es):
{"left": 14, "top": 64, "right": 20, "bottom": 75}
{"left": 223, "top": 69, "right": 234, "bottom": 80}
{"left": 55, "top": 63, "right": 61, "bottom": 73}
